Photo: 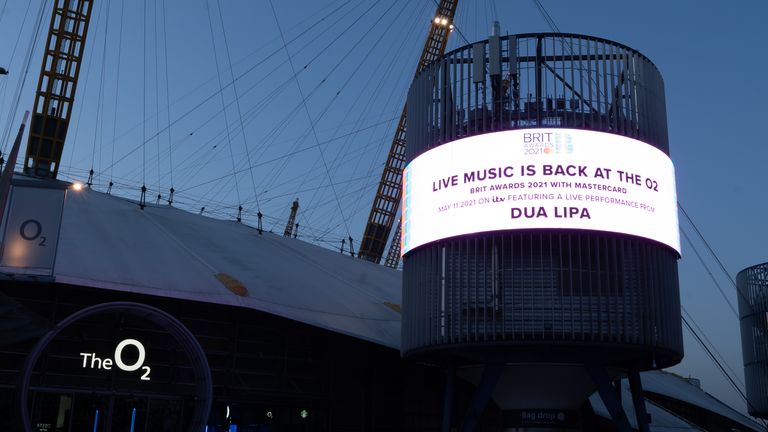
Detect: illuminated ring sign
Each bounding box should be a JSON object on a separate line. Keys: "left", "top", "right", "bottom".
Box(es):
{"left": 401, "top": 128, "right": 680, "bottom": 255}
{"left": 16, "top": 302, "right": 212, "bottom": 432}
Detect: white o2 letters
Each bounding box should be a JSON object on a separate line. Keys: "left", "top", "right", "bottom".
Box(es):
{"left": 80, "top": 339, "right": 151, "bottom": 381}
{"left": 113, "top": 339, "right": 145, "bottom": 371}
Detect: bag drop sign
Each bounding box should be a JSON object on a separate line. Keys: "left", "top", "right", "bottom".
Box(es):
{"left": 80, "top": 339, "right": 151, "bottom": 381}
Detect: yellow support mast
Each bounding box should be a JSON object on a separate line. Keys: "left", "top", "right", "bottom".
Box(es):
{"left": 284, "top": 198, "right": 299, "bottom": 238}
{"left": 358, "top": 0, "right": 459, "bottom": 267}
{"left": 24, "top": 0, "right": 94, "bottom": 179}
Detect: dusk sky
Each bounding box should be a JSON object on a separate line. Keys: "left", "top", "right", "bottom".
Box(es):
{"left": 1, "top": 0, "right": 767, "bottom": 418}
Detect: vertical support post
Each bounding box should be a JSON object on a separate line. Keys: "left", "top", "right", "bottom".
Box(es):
{"left": 139, "top": 185, "right": 147, "bottom": 210}
{"left": 459, "top": 364, "right": 503, "bottom": 432}
{"left": 284, "top": 198, "right": 299, "bottom": 237}
{"left": 628, "top": 369, "right": 650, "bottom": 432}
{"left": 442, "top": 366, "right": 455, "bottom": 432}
{"left": 535, "top": 36, "right": 543, "bottom": 124}
{"left": 0, "top": 111, "right": 29, "bottom": 226}
{"left": 587, "top": 367, "right": 632, "bottom": 432}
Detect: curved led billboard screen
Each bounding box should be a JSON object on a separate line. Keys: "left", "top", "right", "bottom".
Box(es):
{"left": 401, "top": 128, "right": 679, "bottom": 255}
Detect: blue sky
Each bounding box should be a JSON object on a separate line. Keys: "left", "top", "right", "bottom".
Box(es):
{"left": 1, "top": 0, "right": 767, "bottom": 418}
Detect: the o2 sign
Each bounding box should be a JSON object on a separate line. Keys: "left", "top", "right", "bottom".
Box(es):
{"left": 19, "top": 219, "right": 47, "bottom": 246}
{"left": 18, "top": 302, "right": 212, "bottom": 432}
{"left": 80, "top": 339, "right": 151, "bottom": 381}
{"left": 0, "top": 186, "right": 66, "bottom": 272}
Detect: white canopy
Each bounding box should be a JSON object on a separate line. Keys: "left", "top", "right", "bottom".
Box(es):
{"left": 52, "top": 188, "right": 402, "bottom": 348}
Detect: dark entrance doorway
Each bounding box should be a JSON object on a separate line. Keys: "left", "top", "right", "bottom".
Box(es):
{"left": 17, "top": 302, "right": 211, "bottom": 431}
{"left": 29, "top": 389, "right": 188, "bottom": 431}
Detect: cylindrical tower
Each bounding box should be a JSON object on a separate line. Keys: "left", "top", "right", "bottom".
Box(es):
{"left": 402, "top": 33, "right": 682, "bottom": 372}
{"left": 738, "top": 262, "right": 768, "bottom": 418}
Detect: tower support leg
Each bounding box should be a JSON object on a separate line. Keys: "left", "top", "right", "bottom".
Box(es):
{"left": 459, "top": 363, "right": 503, "bottom": 432}
{"left": 587, "top": 367, "right": 633, "bottom": 432}
{"left": 628, "top": 369, "right": 650, "bottom": 432}
{"left": 442, "top": 366, "right": 455, "bottom": 432}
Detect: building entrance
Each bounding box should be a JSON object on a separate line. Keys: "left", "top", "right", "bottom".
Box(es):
{"left": 16, "top": 302, "right": 211, "bottom": 431}
{"left": 29, "top": 389, "right": 188, "bottom": 431}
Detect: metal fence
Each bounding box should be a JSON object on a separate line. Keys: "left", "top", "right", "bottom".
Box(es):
{"left": 406, "top": 33, "right": 669, "bottom": 161}
{"left": 738, "top": 263, "right": 768, "bottom": 418}
{"left": 403, "top": 231, "right": 682, "bottom": 368}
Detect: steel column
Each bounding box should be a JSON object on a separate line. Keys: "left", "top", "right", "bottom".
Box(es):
{"left": 588, "top": 367, "right": 632, "bottom": 432}
{"left": 628, "top": 369, "right": 651, "bottom": 432}
{"left": 459, "top": 364, "right": 503, "bottom": 432}
{"left": 442, "top": 366, "right": 455, "bottom": 432}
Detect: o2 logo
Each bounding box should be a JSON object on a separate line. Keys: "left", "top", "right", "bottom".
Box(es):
{"left": 79, "top": 339, "right": 151, "bottom": 381}
{"left": 19, "top": 219, "right": 47, "bottom": 246}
